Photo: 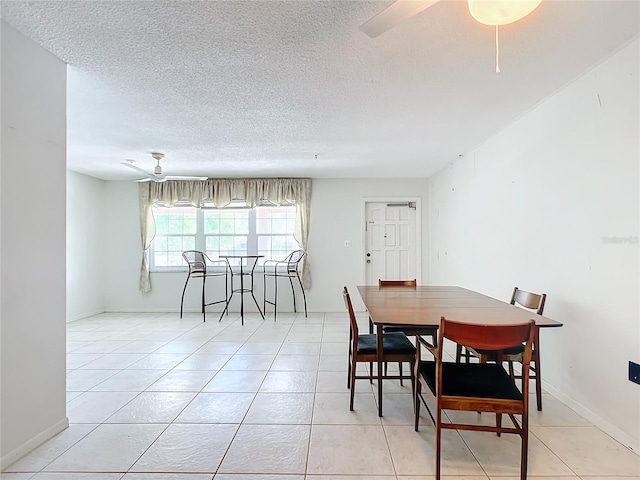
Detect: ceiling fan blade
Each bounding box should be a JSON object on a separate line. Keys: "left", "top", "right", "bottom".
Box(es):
{"left": 165, "top": 175, "right": 208, "bottom": 181}
{"left": 359, "top": 0, "right": 441, "bottom": 38}
{"left": 121, "top": 161, "right": 165, "bottom": 181}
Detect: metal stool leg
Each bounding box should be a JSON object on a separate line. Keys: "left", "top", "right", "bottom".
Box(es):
{"left": 263, "top": 272, "right": 268, "bottom": 315}
{"left": 296, "top": 272, "right": 308, "bottom": 317}
{"left": 180, "top": 273, "right": 191, "bottom": 318}
{"left": 273, "top": 274, "right": 278, "bottom": 321}
{"left": 288, "top": 276, "right": 297, "bottom": 312}
{"left": 202, "top": 274, "right": 207, "bottom": 322}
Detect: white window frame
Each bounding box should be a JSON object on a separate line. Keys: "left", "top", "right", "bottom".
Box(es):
{"left": 149, "top": 202, "right": 297, "bottom": 272}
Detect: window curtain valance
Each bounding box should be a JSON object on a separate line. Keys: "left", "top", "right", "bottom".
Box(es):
{"left": 138, "top": 178, "right": 312, "bottom": 293}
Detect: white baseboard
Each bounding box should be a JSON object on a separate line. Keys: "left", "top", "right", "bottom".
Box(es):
{"left": 66, "top": 309, "right": 105, "bottom": 322}
{"left": 542, "top": 381, "right": 639, "bottom": 453}
{"left": 1, "top": 417, "right": 69, "bottom": 470}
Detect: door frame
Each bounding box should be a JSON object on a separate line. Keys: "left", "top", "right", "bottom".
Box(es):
{"left": 361, "top": 197, "right": 422, "bottom": 285}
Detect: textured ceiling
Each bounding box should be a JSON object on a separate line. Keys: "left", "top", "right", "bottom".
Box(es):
{"left": 1, "top": 0, "right": 639, "bottom": 180}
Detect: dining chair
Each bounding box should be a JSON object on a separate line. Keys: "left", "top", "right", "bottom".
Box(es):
{"left": 180, "top": 250, "right": 228, "bottom": 322}
{"left": 415, "top": 317, "right": 535, "bottom": 480}
{"left": 373, "top": 279, "right": 438, "bottom": 384}
{"left": 456, "top": 286, "right": 546, "bottom": 410}
{"left": 263, "top": 249, "right": 307, "bottom": 321}
{"left": 343, "top": 286, "right": 416, "bottom": 411}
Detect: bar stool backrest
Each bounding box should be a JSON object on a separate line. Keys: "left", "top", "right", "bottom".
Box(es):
{"left": 285, "top": 249, "right": 305, "bottom": 273}
{"left": 182, "top": 250, "right": 208, "bottom": 275}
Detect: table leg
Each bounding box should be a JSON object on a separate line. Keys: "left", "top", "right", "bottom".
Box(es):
{"left": 377, "top": 323, "right": 383, "bottom": 417}
{"left": 534, "top": 326, "right": 542, "bottom": 411}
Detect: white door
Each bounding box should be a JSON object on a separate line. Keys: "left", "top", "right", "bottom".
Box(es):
{"left": 364, "top": 201, "right": 419, "bottom": 284}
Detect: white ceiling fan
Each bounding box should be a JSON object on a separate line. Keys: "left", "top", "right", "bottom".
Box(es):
{"left": 359, "top": 0, "right": 543, "bottom": 37}
{"left": 121, "top": 152, "right": 208, "bottom": 182}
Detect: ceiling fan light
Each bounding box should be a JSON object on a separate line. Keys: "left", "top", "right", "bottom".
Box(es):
{"left": 154, "top": 164, "right": 162, "bottom": 175}
{"left": 468, "top": 0, "right": 542, "bottom": 26}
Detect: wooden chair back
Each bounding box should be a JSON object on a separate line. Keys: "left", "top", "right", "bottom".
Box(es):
{"left": 378, "top": 279, "right": 417, "bottom": 287}
{"left": 342, "top": 286, "right": 359, "bottom": 340}
{"left": 510, "top": 287, "right": 546, "bottom": 315}
{"left": 441, "top": 318, "right": 535, "bottom": 357}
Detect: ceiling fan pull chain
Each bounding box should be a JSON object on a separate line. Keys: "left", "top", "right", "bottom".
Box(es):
{"left": 495, "top": 25, "right": 501, "bottom": 73}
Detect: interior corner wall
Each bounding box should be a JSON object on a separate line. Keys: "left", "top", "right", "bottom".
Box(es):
{"left": 428, "top": 38, "right": 640, "bottom": 450}
{"left": 0, "top": 22, "right": 68, "bottom": 464}
{"left": 67, "top": 171, "right": 106, "bottom": 321}
{"left": 102, "top": 178, "right": 430, "bottom": 313}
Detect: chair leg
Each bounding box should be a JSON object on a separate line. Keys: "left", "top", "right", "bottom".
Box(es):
{"left": 180, "top": 274, "right": 191, "bottom": 318}
{"left": 288, "top": 276, "right": 297, "bottom": 312}
{"left": 496, "top": 413, "right": 502, "bottom": 437}
{"left": 409, "top": 360, "right": 415, "bottom": 403}
{"left": 414, "top": 379, "right": 421, "bottom": 431}
{"left": 296, "top": 272, "right": 308, "bottom": 317}
{"left": 398, "top": 362, "right": 404, "bottom": 386}
{"left": 455, "top": 343, "right": 462, "bottom": 362}
{"left": 263, "top": 273, "right": 267, "bottom": 315}
{"left": 201, "top": 274, "right": 206, "bottom": 322}
{"left": 435, "top": 406, "right": 442, "bottom": 480}
{"left": 273, "top": 275, "right": 278, "bottom": 321}
{"left": 225, "top": 270, "right": 229, "bottom": 316}
{"left": 349, "top": 360, "right": 357, "bottom": 411}
{"left": 521, "top": 410, "right": 529, "bottom": 480}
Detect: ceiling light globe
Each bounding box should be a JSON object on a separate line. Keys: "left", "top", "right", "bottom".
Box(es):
{"left": 468, "top": 0, "right": 542, "bottom": 26}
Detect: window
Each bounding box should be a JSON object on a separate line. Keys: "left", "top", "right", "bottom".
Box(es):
{"left": 150, "top": 204, "right": 297, "bottom": 270}
{"left": 152, "top": 207, "right": 197, "bottom": 267}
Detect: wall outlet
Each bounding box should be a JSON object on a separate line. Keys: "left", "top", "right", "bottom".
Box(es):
{"left": 629, "top": 361, "right": 640, "bottom": 385}
{"left": 343, "top": 240, "right": 352, "bottom": 248}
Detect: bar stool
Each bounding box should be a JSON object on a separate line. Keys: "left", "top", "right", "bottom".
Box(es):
{"left": 263, "top": 249, "right": 307, "bottom": 321}
{"left": 179, "top": 250, "right": 228, "bottom": 322}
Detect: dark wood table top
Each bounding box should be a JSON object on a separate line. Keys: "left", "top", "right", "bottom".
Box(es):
{"left": 357, "top": 285, "right": 563, "bottom": 328}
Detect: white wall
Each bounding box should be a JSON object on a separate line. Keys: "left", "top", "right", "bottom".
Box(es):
{"left": 310, "top": 178, "right": 430, "bottom": 312}
{"left": 102, "top": 178, "right": 430, "bottom": 313}
{"left": 0, "top": 22, "right": 68, "bottom": 465}
{"left": 429, "top": 38, "right": 640, "bottom": 450}
{"left": 67, "top": 171, "right": 106, "bottom": 321}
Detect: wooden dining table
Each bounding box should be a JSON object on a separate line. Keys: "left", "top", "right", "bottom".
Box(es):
{"left": 357, "top": 284, "right": 563, "bottom": 417}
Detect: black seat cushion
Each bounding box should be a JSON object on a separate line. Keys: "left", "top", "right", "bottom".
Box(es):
{"left": 419, "top": 361, "right": 523, "bottom": 400}
{"left": 383, "top": 325, "right": 438, "bottom": 337}
{"left": 357, "top": 332, "right": 417, "bottom": 355}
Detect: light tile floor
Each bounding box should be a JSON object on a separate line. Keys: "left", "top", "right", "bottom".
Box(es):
{"left": 3, "top": 311, "right": 639, "bottom": 480}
